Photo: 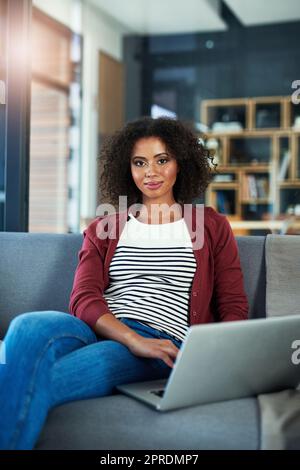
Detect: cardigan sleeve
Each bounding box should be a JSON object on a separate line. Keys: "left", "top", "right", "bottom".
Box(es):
{"left": 212, "top": 213, "right": 249, "bottom": 322}
{"left": 68, "top": 220, "right": 115, "bottom": 329}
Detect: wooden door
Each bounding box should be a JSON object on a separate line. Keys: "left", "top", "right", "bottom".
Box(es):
{"left": 98, "top": 52, "right": 124, "bottom": 205}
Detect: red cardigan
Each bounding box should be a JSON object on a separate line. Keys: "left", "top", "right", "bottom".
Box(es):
{"left": 69, "top": 205, "right": 249, "bottom": 329}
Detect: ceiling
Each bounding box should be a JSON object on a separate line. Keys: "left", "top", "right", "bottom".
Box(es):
{"left": 87, "top": 0, "right": 300, "bottom": 34}
{"left": 87, "top": 0, "right": 227, "bottom": 34}
{"left": 224, "top": 0, "right": 300, "bottom": 26}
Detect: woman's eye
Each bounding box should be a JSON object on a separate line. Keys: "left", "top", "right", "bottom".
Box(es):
{"left": 133, "top": 158, "right": 169, "bottom": 166}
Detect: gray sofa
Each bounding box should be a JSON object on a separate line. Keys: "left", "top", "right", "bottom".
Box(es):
{"left": 0, "top": 232, "right": 267, "bottom": 450}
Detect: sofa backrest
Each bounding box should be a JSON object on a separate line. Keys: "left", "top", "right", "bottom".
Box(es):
{"left": 0, "top": 233, "right": 266, "bottom": 339}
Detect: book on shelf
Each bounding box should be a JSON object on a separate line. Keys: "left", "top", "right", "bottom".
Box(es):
{"left": 248, "top": 175, "right": 258, "bottom": 199}
{"left": 241, "top": 174, "right": 249, "bottom": 199}
{"left": 216, "top": 191, "right": 232, "bottom": 214}
{"left": 241, "top": 174, "right": 269, "bottom": 200}
{"left": 256, "top": 178, "right": 269, "bottom": 198}
{"left": 213, "top": 174, "right": 234, "bottom": 182}
{"left": 278, "top": 150, "right": 291, "bottom": 181}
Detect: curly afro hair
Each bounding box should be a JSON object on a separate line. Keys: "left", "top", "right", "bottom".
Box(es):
{"left": 99, "top": 116, "right": 218, "bottom": 208}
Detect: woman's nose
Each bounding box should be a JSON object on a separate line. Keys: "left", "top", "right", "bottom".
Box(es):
{"left": 145, "top": 162, "right": 158, "bottom": 176}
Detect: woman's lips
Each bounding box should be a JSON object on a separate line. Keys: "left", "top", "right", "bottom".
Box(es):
{"left": 145, "top": 182, "right": 163, "bottom": 190}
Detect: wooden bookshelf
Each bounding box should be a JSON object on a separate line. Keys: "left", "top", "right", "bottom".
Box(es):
{"left": 201, "top": 96, "right": 300, "bottom": 235}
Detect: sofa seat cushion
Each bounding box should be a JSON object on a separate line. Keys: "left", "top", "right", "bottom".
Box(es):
{"left": 35, "top": 394, "right": 259, "bottom": 450}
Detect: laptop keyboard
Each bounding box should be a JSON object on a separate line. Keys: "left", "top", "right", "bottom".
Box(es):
{"left": 150, "top": 388, "right": 165, "bottom": 397}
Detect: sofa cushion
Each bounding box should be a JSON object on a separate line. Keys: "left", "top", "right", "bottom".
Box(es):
{"left": 265, "top": 234, "right": 300, "bottom": 317}
{"left": 34, "top": 394, "right": 260, "bottom": 450}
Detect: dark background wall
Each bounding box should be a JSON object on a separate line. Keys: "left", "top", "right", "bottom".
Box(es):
{"left": 123, "top": 2, "right": 300, "bottom": 123}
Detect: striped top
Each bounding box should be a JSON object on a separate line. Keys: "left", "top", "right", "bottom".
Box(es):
{"left": 103, "top": 212, "right": 197, "bottom": 342}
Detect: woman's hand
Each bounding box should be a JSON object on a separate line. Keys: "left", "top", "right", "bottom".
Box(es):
{"left": 127, "top": 336, "right": 180, "bottom": 369}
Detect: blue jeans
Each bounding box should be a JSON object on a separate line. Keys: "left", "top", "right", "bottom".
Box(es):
{"left": 0, "top": 311, "right": 182, "bottom": 450}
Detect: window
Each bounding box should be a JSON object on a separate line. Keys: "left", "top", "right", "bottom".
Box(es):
{"left": 30, "top": 8, "right": 82, "bottom": 233}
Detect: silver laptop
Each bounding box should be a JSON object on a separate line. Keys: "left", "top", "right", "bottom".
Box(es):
{"left": 116, "top": 315, "right": 300, "bottom": 411}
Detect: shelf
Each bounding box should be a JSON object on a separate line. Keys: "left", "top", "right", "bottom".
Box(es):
{"left": 242, "top": 199, "right": 272, "bottom": 204}
{"left": 217, "top": 165, "right": 271, "bottom": 171}
{"left": 291, "top": 102, "right": 300, "bottom": 129}
{"left": 210, "top": 182, "right": 239, "bottom": 188}
{"left": 202, "top": 95, "right": 300, "bottom": 223}
{"left": 205, "top": 129, "right": 300, "bottom": 138}
{"left": 278, "top": 181, "right": 300, "bottom": 187}
{"left": 202, "top": 98, "right": 248, "bottom": 132}
{"left": 229, "top": 136, "right": 271, "bottom": 165}
{"left": 254, "top": 102, "right": 281, "bottom": 129}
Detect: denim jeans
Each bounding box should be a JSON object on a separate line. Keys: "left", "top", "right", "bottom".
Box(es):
{"left": 0, "top": 311, "right": 182, "bottom": 450}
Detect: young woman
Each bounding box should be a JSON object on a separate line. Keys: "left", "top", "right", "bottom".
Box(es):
{"left": 0, "top": 117, "right": 248, "bottom": 450}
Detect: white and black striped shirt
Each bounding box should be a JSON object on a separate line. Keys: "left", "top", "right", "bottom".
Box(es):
{"left": 103, "top": 212, "right": 197, "bottom": 342}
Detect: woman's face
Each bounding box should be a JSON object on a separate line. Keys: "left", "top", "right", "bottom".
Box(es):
{"left": 130, "top": 136, "right": 179, "bottom": 205}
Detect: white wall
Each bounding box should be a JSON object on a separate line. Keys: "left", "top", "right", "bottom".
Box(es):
{"left": 33, "top": 0, "right": 130, "bottom": 220}
{"left": 81, "top": 2, "right": 129, "bottom": 219}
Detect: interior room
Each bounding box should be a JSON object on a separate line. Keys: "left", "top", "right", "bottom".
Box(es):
{"left": 0, "top": 0, "right": 300, "bottom": 455}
